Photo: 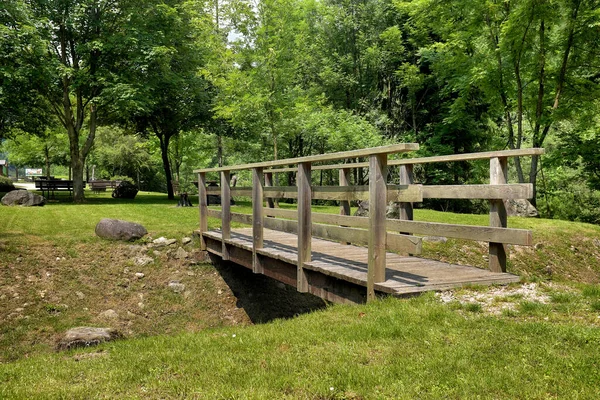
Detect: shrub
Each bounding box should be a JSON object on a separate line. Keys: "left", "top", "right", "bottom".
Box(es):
{"left": 0, "top": 175, "right": 15, "bottom": 192}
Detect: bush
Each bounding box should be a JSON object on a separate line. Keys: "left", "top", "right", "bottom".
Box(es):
{"left": 0, "top": 175, "right": 15, "bottom": 192}
{"left": 110, "top": 175, "right": 135, "bottom": 185}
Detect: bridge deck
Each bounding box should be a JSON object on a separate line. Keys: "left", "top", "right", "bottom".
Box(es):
{"left": 202, "top": 228, "right": 519, "bottom": 303}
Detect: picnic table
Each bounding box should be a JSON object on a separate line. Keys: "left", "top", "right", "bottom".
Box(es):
{"left": 35, "top": 179, "right": 74, "bottom": 198}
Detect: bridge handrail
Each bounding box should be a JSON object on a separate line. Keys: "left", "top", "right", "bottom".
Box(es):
{"left": 196, "top": 144, "right": 540, "bottom": 301}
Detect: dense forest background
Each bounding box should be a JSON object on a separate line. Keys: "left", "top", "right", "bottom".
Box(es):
{"left": 1, "top": 0, "right": 599, "bottom": 222}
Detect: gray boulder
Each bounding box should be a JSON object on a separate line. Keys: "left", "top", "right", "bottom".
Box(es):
{"left": 354, "top": 200, "right": 401, "bottom": 219}
{"left": 57, "top": 327, "right": 122, "bottom": 350}
{"left": 95, "top": 218, "right": 147, "bottom": 241}
{"left": 1, "top": 190, "right": 46, "bottom": 207}
{"left": 504, "top": 199, "right": 539, "bottom": 217}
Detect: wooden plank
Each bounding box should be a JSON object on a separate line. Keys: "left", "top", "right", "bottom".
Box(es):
{"left": 422, "top": 184, "right": 533, "bottom": 199}
{"left": 221, "top": 170, "right": 231, "bottom": 261}
{"left": 231, "top": 212, "right": 253, "bottom": 225}
{"left": 297, "top": 162, "right": 312, "bottom": 293}
{"left": 262, "top": 185, "right": 421, "bottom": 202}
{"left": 368, "top": 154, "right": 387, "bottom": 301}
{"left": 489, "top": 157, "right": 508, "bottom": 272}
{"left": 264, "top": 208, "right": 297, "bottom": 219}
{"left": 194, "top": 143, "right": 419, "bottom": 173}
{"left": 385, "top": 219, "right": 532, "bottom": 246}
{"left": 198, "top": 173, "right": 208, "bottom": 250}
{"left": 264, "top": 217, "right": 298, "bottom": 234}
{"left": 265, "top": 172, "right": 275, "bottom": 208}
{"left": 387, "top": 233, "right": 422, "bottom": 255}
{"left": 231, "top": 188, "right": 252, "bottom": 197}
{"left": 262, "top": 148, "right": 545, "bottom": 174}
{"left": 252, "top": 168, "right": 264, "bottom": 273}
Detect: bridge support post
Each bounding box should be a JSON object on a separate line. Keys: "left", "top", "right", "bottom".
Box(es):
{"left": 339, "top": 167, "right": 351, "bottom": 245}
{"left": 264, "top": 172, "right": 275, "bottom": 209}
{"left": 399, "top": 164, "right": 414, "bottom": 225}
{"left": 252, "top": 168, "right": 264, "bottom": 273}
{"left": 489, "top": 157, "right": 508, "bottom": 272}
{"left": 221, "top": 170, "right": 231, "bottom": 261}
{"left": 198, "top": 172, "right": 208, "bottom": 250}
{"left": 297, "top": 162, "right": 312, "bottom": 293}
{"left": 368, "top": 154, "right": 387, "bottom": 301}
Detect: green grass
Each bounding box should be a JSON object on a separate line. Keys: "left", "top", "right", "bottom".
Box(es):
{"left": 1, "top": 191, "right": 600, "bottom": 398}
{"left": 1, "top": 295, "right": 600, "bottom": 399}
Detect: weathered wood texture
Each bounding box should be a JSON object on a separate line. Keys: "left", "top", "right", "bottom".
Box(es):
{"left": 195, "top": 143, "right": 419, "bottom": 173}
{"left": 221, "top": 170, "right": 231, "bottom": 260}
{"left": 368, "top": 154, "right": 387, "bottom": 301}
{"left": 264, "top": 148, "right": 545, "bottom": 174}
{"left": 198, "top": 173, "right": 208, "bottom": 250}
{"left": 264, "top": 172, "right": 275, "bottom": 208}
{"left": 489, "top": 157, "right": 508, "bottom": 272}
{"left": 252, "top": 168, "right": 264, "bottom": 273}
{"left": 201, "top": 228, "right": 520, "bottom": 303}
{"left": 297, "top": 162, "right": 311, "bottom": 292}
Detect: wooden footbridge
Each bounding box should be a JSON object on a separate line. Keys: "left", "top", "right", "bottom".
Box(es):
{"left": 194, "top": 144, "right": 543, "bottom": 303}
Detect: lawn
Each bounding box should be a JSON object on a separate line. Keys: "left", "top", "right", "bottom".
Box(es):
{"left": 1, "top": 189, "right": 600, "bottom": 398}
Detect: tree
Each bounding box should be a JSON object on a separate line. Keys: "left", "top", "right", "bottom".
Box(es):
{"left": 106, "top": 0, "right": 213, "bottom": 200}
{"left": 23, "top": 0, "right": 139, "bottom": 202}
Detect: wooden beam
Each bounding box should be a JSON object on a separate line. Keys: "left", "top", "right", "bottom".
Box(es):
{"left": 489, "top": 157, "right": 508, "bottom": 272}
{"left": 207, "top": 209, "right": 221, "bottom": 219}
{"left": 194, "top": 143, "right": 418, "bottom": 173}
{"left": 385, "top": 219, "right": 532, "bottom": 246}
{"left": 231, "top": 212, "right": 253, "bottom": 225}
{"left": 261, "top": 184, "right": 422, "bottom": 202}
{"left": 339, "top": 167, "right": 352, "bottom": 245}
{"left": 264, "top": 172, "right": 275, "bottom": 208}
{"left": 252, "top": 168, "right": 264, "bottom": 273}
{"left": 368, "top": 154, "right": 387, "bottom": 301}
{"left": 198, "top": 173, "right": 208, "bottom": 250}
{"left": 422, "top": 184, "right": 533, "bottom": 200}
{"left": 297, "top": 162, "right": 312, "bottom": 293}
{"left": 398, "top": 165, "right": 414, "bottom": 226}
{"left": 221, "top": 170, "right": 231, "bottom": 261}
{"left": 262, "top": 148, "right": 545, "bottom": 174}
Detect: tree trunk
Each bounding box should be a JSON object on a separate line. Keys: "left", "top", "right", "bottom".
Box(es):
{"left": 44, "top": 145, "right": 51, "bottom": 179}
{"left": 158, "top": 133, "right": 174, "bottom": 200}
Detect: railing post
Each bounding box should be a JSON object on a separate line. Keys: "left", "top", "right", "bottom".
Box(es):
{"left": 399, "top": 164, "right": 414, "bottom": 223}
{"left": 339, "top": 168, "right": 351, "bottom": 216}
{"left": 198, "top": 172, "right": 208, "bottom": 251}
{"left": 264, "top": 172, "right": 275, "bottom": 209}
{"left": 252, "top": 168, "right": 264, "bottom": 273}
{"left": 489, "top": 157, "right": 508, "bottom": 272}
{"left": 221, "top": 170, "right": 231, "bottom": 261}
{"left": 297, "top": 162, "right": 312, "bottom": 293}
{"left": 368, "top": 154, "right": 387, "bottom": 301}
{"left": 339, "top": 167, "right": 351, "bottom": 245}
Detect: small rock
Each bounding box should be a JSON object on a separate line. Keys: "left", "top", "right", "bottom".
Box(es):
{"left": 15, "top": 308, "right": 24, "bottom": 313}
{"left": 174, "top": 247, "right": 189, "bottom": 260}
{"left": 76, "top": 291, "right": 85, "bottom": 300}
{"left": 57, "top": 327, "right": 122, "bottom": 350}
{"left": 570, "top": 245, "right": 578, "bottom": 252}
{"left": 16, "top": 257, "right": 23, "bottom": 262}
{"left": 544, "top": 266, "right": 553, "bottom": 276}
{"left": 99, "top": 309, "right": 119, "bottom": 320}
{"left": 123, "top": 267, "right": 130, "bottom": 274}
{"left": 168, "top": 280, "right": 185, "bottom": 293}
{"left": 182, "top": 237, "right": 192, "bottom": 245}
{"left": 423, "top": 236, "right": 448, "bottom": 244}
{"left": 135, "top": 272, "right": 145, "bottom": 279}
{"left": 276, "top": 282, "right": 286, "bottom": 290}
{"left": 534, "top": 243, "right": 544, "bottom": 250}
{"left": 137, "top": 302, "right": 145, "bottom": 309}
{"left": 217, "top": 289, "right": 223, "bottom": 295}
{"left": 56, "top": 257, "right": 61, "bottom": 261}
{"left": 134, "top": 256, "right": 153, "bottom": 267}
{"left": 153, "top": 250, "right": 161, "bottom": 257}
{"left": 153, "top": 237, "right": 177, "bottom": 247}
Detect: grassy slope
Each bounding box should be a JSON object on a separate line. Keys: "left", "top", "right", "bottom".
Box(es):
{"left": 1, "top": 190, "right": 600, "bottom": 398}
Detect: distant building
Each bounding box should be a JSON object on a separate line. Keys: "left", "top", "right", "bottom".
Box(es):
{"left": 0, "top": 160, "right": 7, "bottom": 176}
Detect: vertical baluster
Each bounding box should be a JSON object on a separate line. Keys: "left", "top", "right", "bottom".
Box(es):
{"left": 198, "top": 172, "right": 208, "bottom": 251}
{"left": 489, "top": 157, "right": 508, "bottom": 272}
{"left": 265, "top": 172, "right": 275, "bottom": 209}
{"left": 399, "top": 164, "right": 414, "bottom": 224}
{"left": 297, "top": 162, "right": 312, "bottom": 293}
{"left": 252, "top": 168, "right": 264, "bottom": 273}
{"left": 368, "top": 154, "right": 387, "bottom": 301}
{"left": 221, "top": 170, "right": 231, "bottom": 261}
{"left": 339, "top": 167, "right": 351, "bottom": 245}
